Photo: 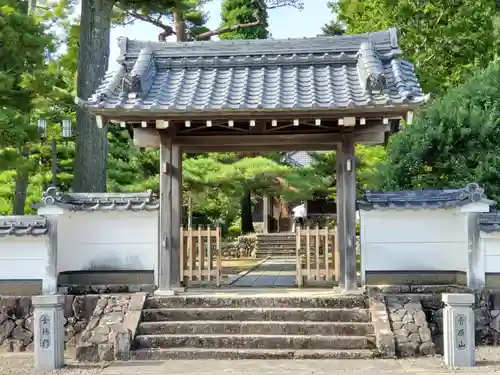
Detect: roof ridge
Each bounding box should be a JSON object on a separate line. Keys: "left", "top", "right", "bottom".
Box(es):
{"left": 117, "top": 28, "right": 399, "bottom": 62}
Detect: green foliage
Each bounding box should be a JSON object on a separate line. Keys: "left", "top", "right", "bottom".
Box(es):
{"left": 219, "top": 0, "right": 269, "bottom": 40}
{"left": 0, "top": 1, "right": 53, "bottom": 111}
{"left": 228, "top": 224, "right": 242, "bottom": 238}
{"left": 308, "top": 147, "right": 387, "bottom": 199}
{"left": 325, "top": 0, "right": 499, "bottom": 94}
{"left": 377, "top": 62, "right": 500, "bottom": 203}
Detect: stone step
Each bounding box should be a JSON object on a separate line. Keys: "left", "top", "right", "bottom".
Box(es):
{"left": 255, "top": 250, "right": 296, "bottom": 257}
{"left": 256, "top": 240, "right": 296, "bottom": 245}
{"left": 255, "top": 245, "right": 296, "bottom": 250}
{"left": 256, "top": 250, "right": 295, "bottom": 253}
{"left": 256, "top": 239, "right": 295, "bottom": 244}
{"left": 256, "top": 246, "right": 296, "bottom": 252}
{"left": 141, "top": 307, "right": 370, "bottom": 322}
{"left": 144, "top": 295, "right": 366, "bottom": 309}
{"left": 135, "top": 334, "right": 376, "bottom": 350}
{"left": 130, "top": 347, "right": 376, "bottom": 360}
{"left": 138, "top": 321, "right": 374, "bottom": 336}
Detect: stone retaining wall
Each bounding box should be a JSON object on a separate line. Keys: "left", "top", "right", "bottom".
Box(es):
{"left": 421, "top": 290, "right": 500, "bottom": 352}
{"left": 221, "top": 235, "right": 257, "bottom": 258}
{"left": 0, "top": 293, "right": 146, "bottom": 361}
{"left": 368, "top": 286, "right": 500, "bottom": 357}
{"left": 385, "top": 295, "right": 435, "bottom": 357}
{"left": 0, "top": 295, "right": 97, "bottom": 353}
{"left": 75, "top": 293, "right": 146, "bottom": 362}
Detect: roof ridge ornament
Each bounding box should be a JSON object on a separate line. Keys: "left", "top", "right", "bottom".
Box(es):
{"left": 121, "top": 47, "right": 156, "bottom": 100}
{"left": 42, "top": 186, "right": 65, "bottom": 205}
{"left": 357, "top": 42, "right": 387, "bottom": 93}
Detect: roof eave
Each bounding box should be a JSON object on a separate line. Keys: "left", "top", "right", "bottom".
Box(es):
{"left": 76, "top": 101, "right": 427, "bottom": 120}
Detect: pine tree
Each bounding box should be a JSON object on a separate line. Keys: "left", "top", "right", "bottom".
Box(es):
{"left": 219, "top": 0, "right": 269, "bottom": 40}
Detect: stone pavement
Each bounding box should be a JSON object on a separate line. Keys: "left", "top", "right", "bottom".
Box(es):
{"left": 230, "top": 257, "right": 296, "bottom": 287}
{"left": 2, "top": 347, "right": 500, "bottom": 374}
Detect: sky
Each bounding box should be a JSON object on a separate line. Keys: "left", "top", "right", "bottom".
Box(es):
{"left": 108, "top": 0, "right": 332, "bottom": 68}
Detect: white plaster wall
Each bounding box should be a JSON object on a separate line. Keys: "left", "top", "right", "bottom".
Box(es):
{"left": 56, "top": 211, "right": 158, "bottom": 274}
{"left": 360, "top": 209, "right": 470, "bottom": 283}
{"left": 479, "top": 231, "right": 500, "bottom": 275}
{"left": 0, "top": 237, "right": 49, "bottom": 282}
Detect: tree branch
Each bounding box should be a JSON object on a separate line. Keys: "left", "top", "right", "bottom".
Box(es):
{"left": 116, "top": 7, "right": 176, "bottom": 41}
{"left": 195, "top": 10, "right": 262, "bottom": 39}
{"left": 120, "top": 0, "right": 304, "bottom": 42}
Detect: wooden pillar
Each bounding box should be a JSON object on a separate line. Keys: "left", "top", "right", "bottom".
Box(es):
{"left": 341, "top": 134, "right": 357, "bottom": 291}
{"left": 157, "top": 133, "right": 183, "bottom": 294}
{"left": 335, "top": 145, "right": 345, "bottom": 289}
{"left": 263, "top": 194, "right": 269, "bottom": 233}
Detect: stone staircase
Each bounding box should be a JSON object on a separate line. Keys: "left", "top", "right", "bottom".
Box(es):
{"left": 131, "top": 295, "right": 376, "bottom": 360}
{"left": 255, "top": 232, "right": 296, "bottom": 258}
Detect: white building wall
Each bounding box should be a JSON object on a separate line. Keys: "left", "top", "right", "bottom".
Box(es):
{"left": 360, "top": 209, "right": 470, "bottom": 283}
{"left": 479, "top": 231, "right": 500, "bottom": 288}
{"left": 56, "top": 211, "right": 158, "bottom": 274}
{"left": 0, "top": 237, "right": 50, "bottom": 294}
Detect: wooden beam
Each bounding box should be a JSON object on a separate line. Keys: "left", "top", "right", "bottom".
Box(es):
{"left": 89, "top": 106, "right": 416, "bottom": 121}
{"left": 335, "top": 145, "right": 345, "bottom": 289}
{"left": 158, "top": 133, "right": 173, "bottom": 292}
{"left": 133, "top": 127, "right": 160, "bottom": 147}
{"left": 157, "top": 135, "right": 183, "bottom": 294}
{"left": 341, "top": 134, "right": 357, "bottom": 291}
{"left": 171, "top": 142, "right": 183, "bottom": 291}
{"left": 132, "top": 124, "right": 390, "bottom": 149}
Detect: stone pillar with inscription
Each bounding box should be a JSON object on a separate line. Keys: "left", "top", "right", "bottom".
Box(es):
{"left": 442, "top": 293, "right": 475, "bottom": 367}
{"left": 33, "top": 295, "right": 65, "bottom": 370}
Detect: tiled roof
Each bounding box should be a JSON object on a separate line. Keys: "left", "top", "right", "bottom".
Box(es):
{"left": 282, "top": 151, "right": 328, "bottom": 167}
{"left": 33, "top": 187, "right": 159, "bottom": 212}
{"left": 479, "top": 212, "right": 500, "bottom": 233}
{"left": 0, "top": 216, "right": 48, "bottom": 237}
{"left": 78, "top": 28, "right": 428, "bottom": 114}
{"left": 358, "top": 183, "right": 495, "bottom": 211}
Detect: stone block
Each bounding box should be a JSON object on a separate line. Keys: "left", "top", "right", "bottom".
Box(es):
{"left": 414, "top": 310, "right": 427, "bottom": 326}
{"left": 98, "top": 343, "right": 114, "bottom": 362}
{"left": 419, "top": 341, "right": 436, "bottom": 356}
{"left": 419, "top": 326, "right": 432, "bottom": 342}
{"left": 0, "top": 319, "right": 15, "bottom": 344}
{"left": 75, "top": 343, "right": 99, "bottom": 362}
{"left": 397, "top": 341, "right": 418, "bottom": 357}
{"left": 113, "top": 328, "right": 131, "bottom": 361}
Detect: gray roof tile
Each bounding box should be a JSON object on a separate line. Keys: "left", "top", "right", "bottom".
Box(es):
{"left": 358, "top": 183, "right": 495, "bottom": 210}
{"left": 0, "top": 216, "right": 48, "bottom": 237}
{"left": 33, "top": 187, "right": 159, "bottom": 212}
{"left": 479, "top": 212, "right": 500, "bottom": 233}
{"left": 79, "top": 28, "right": 428, "bottom": 114}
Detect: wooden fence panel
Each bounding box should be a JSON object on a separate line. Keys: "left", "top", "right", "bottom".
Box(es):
{"left": 295, "top": 225, "right": 336, "bottom": 287}
{"left": 181, "top": 225, "right": 221, "bottom": 287}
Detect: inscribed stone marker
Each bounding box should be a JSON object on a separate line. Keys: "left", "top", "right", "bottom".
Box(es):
{"left": 33, "top": 295, "right": 65, "bottom": 370}
{"left": 442, "top": 293, "right": 475, "bottom": 367}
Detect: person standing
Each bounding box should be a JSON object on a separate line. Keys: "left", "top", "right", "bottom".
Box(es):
{"left": 292, "top": 202, "right": 306, "bottom": 232}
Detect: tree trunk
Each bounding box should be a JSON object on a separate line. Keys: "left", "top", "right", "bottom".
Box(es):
{"left": 12, "top": 169, "right": 29, "bottom": 215}
{"left": 73, "top": 0, "right": 113, "bottom": 192}
{"left": 173, "top": 9, "right": 186, "bottom": 42}
{"left": 240, "top": 187, "right": 254, "bottom": 234}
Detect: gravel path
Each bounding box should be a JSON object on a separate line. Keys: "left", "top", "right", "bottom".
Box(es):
{"left": 2, "top": 347, "right": 500, "bottom": 375}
